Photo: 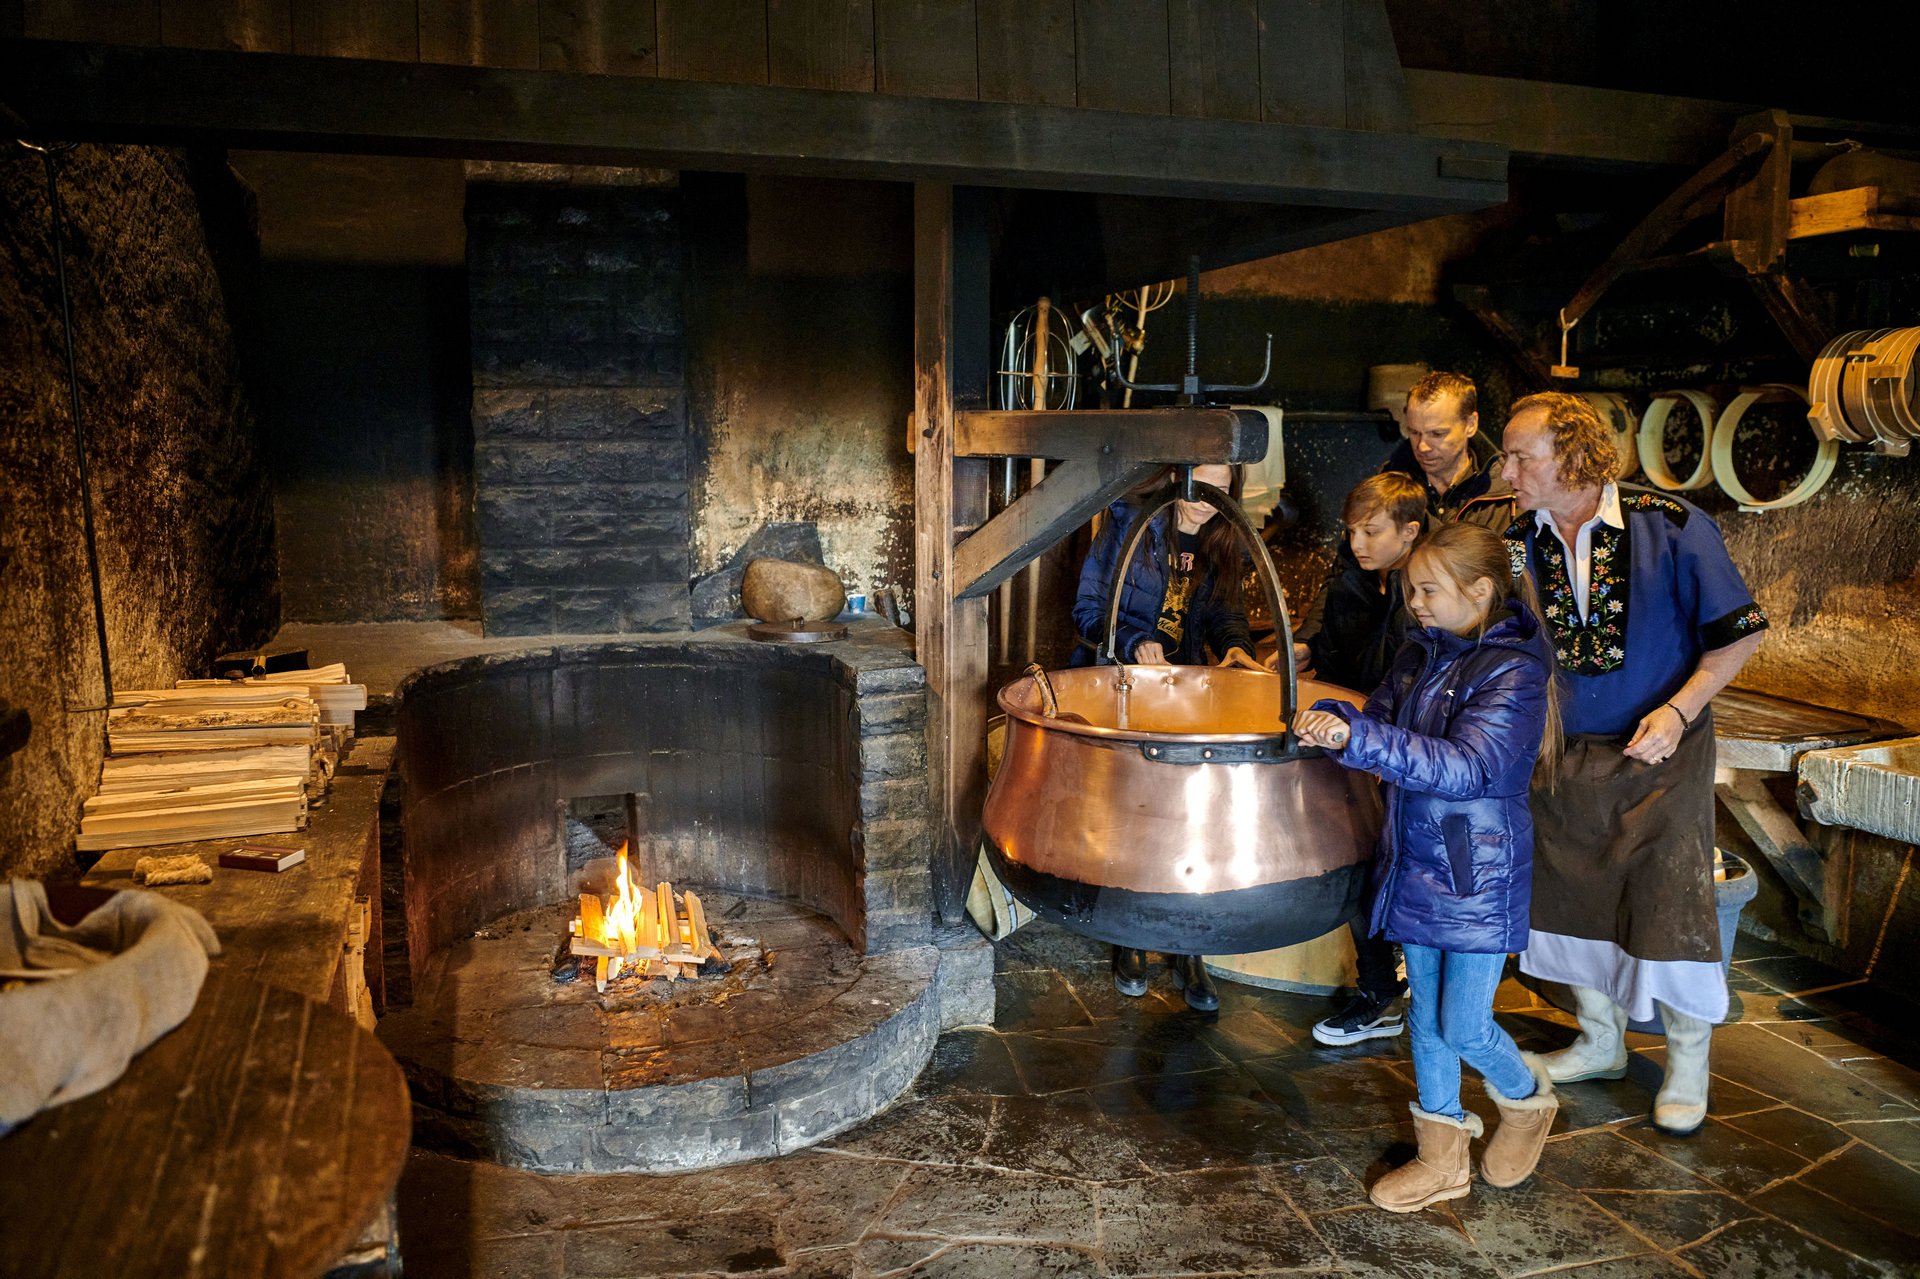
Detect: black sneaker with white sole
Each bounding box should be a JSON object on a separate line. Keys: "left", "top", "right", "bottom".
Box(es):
{"left": 1311, "top": 991, "right": 1406, "bottom": 1045}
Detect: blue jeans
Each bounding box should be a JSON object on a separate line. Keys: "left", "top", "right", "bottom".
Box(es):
{"left": 1402, "top": 944, "right": 1536, "bottom": 1120}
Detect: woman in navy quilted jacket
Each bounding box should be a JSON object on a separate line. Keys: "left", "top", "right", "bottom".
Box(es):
{"left": 1070, "top": 463, "right": 1262, "bottom": 1012}
{"left": 1294, "top": 522, "right": 1560, "bottom": 1214}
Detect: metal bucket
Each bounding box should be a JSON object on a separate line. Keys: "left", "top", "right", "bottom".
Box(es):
{"left": 978, "top": 469, "right": 1382, "bottom": 955}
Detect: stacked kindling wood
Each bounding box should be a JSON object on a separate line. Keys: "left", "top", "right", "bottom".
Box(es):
{"left": 81, "top": 687, "right": 318, "bottom": 852}
{"left": 569, "top": 849, "right": 726, "bottom": 992}
{"left": 78, "top": 666, "right": 365, "bottom": 853}
{"left": 176, "top": 662, "right": 368, "bottom": 760}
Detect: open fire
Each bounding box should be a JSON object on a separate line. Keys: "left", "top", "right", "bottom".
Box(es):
{"left": 568, "top": 842, "right": 723, "bottom": 991}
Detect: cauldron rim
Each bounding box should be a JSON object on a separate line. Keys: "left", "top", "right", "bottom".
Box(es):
{"left": 998, "top": 664, "right": 1362, "bottom": 746}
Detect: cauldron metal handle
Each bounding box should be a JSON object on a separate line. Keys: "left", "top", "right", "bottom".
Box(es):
{"left": 1098, "top": 468, "right": 1302, "bottom": 747}
{"left": 1023, "top": 662, "right": 1060, "bottom": 718}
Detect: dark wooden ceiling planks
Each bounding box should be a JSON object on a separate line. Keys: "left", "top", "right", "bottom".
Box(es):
{"left": 1167, "top": 0, "right": 1260, "bottom": 122}
{"left": 975, "top": 0, "right": 1076, "bottom": 108}
{"left": 1074, "top": 0, "right": 1171, "bottom": 115}
{"left": 24, "top": 0, "right": 158, "bottom": 43}
{"left": 873, "top": 0, "right": 977, "bottom": 100}
{"left": 418, "top": 0, "right": 538, "bottom": 68}
{"left": 14, "top": 0, "right": 1429, "bottom": 138}
{"left": 1257, "top": 0, "right": 1343, "bottom": 128}
{"left": 536, "top": 0, "right": 657, "bottom": 76}
{"left": 0, "top": 37, "right": 1507, "bottom": 212}
{"left": 291, "top": 0, "right": 418, "bottom": 61}
{"left": 160, "top": 0, "right": 289, "bottom": 52}
{"left": 1339, "top": 0, "right": 1408, "bottom": 129}
{"left": 768, "top": 0, "right": 874, "bottom": 91}
{"left": 657, "top": 0, "right": 768, "bottom": 85}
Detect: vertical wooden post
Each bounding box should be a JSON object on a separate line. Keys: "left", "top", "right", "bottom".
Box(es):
{"left": 914, "top": 183, "right": 992, "bottom": 921}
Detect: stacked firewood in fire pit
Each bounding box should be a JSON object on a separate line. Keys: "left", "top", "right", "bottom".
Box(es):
{"left": 569, "top": 847, "right": 725, "bottom": 991}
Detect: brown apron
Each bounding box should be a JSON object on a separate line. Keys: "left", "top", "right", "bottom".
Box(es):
{"left": 1529, "top": 709, "right": 1719, "bottom": 964}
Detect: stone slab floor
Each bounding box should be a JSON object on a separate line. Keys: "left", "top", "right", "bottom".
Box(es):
{"left": 395, "top": 924, "right": 1920, "bottom": 1278}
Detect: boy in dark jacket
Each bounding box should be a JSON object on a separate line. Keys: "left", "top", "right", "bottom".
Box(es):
{"left": 1292, "top": 472, "right": 1427, "bottom": 1046}
{"left": 1296, "top": 522, "right": 1560, "bottom": 1212}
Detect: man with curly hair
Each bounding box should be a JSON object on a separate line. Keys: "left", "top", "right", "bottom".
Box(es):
{"left": 1500, "top": 391, "right": 1767, "bottom": 1138}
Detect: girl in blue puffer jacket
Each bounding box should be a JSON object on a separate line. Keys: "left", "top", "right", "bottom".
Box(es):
{"left": 1294, "top": 521, "right": 1560, "bottom": 1215}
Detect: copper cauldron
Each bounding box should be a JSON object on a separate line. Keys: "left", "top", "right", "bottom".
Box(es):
{"left": 980, "top": 471, "right": 1382, "bottom": 955}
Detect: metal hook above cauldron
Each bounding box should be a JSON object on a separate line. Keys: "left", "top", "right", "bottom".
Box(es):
{"left": 1109, "top": 254, "right": 1272, "bottom": 406}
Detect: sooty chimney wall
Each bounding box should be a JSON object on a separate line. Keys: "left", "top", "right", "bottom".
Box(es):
{"left": 468, "top": 182, "right": 690, "bottom": 635}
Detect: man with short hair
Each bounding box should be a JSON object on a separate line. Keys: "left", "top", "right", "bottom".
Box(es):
{"left": 1385, "top": 372, "right": 1513, "bottom": 531}
{"left": 1500, "top": 392, "right": 1767, "bottom": 1137}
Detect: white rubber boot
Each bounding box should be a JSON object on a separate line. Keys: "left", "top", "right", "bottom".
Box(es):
{"left": 1542, "top": 985, "right": 1629, "bottom": 1083}
{"left": 1653, "top": 1004, "right": 1711, "bottom": 1136}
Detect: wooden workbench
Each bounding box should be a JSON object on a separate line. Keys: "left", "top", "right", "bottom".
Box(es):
{"left": 79, "top": 737, "right": 393, "bottom": 1015}
{"left": 38, "top": 734, "right": 409, "bottom": 1275}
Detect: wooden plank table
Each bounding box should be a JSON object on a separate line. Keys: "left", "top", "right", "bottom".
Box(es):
{"left": 0, "top": 967, "right": 410, "bottom": 1279}
{"left": 1712, "top": 687, "right": 1909, "bottom": 944}
{"left": 1712, "top": 687, "right": 1906, "bottom": 774}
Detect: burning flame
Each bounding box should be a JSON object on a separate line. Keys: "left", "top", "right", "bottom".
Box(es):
{"left": 570, "top": 840, "right": 718, "bottom": 991}
{"left": 606, "top": 844, "right": 641, "bottom": 970}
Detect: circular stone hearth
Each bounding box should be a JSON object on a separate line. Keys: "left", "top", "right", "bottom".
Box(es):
{"left": 377, "top": 893, "right": 938, "bottom": 1173}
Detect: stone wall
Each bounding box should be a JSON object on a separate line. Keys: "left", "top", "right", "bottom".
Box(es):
{"left": 234, "top": 151, "right": 479, "bottom": 623}
{"left": 0, "top": 145, "right": 277, "bottom": 879}
{"left": 683, "top": 173, "right": 915, "bottom": 604}
{"left": 467, "top": 180, "right": 691, "bottom": 634}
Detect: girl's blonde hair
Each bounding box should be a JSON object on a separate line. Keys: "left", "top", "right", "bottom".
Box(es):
{"left": 1406, "top": 522, "right": 1563, "bottom": 783}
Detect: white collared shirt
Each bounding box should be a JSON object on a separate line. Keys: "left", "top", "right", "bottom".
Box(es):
{"left": 1534, "top": 483, "right": 1623, "bottom": 622}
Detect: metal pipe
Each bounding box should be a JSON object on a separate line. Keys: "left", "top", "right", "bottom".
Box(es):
{"left": 1022, "top": 458, "right": 1042, "bottom": 663}
{"left": 995, "top": 459, "right": 1015, "bottom": 661}
{"left": 20, "top": 139, "right": 114, "bottom": 710}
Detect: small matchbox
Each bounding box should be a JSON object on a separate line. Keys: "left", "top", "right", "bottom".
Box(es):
{"left": 220, "top": 844, "right": 307, "bottom": 872}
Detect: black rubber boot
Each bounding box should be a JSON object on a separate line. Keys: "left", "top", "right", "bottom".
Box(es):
{"left": 1111, "top": 946, "right": 1148, "bottom": 997}
{"left": 1170, "top": 954, "right": 1219, "bottom": 1012}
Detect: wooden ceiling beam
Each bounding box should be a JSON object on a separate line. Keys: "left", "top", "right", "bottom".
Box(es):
{"left": 1, "top": 37, "right": 1508, "bottom": 212}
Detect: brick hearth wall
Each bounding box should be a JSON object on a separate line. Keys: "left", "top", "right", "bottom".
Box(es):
{"left": 467, "top": 182, "right": 690, "bottom": 635}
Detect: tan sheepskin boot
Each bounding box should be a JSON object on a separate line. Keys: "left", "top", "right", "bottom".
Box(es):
{"left": 1481, "top": 1053, "right": 1559, "bottom": 1188}
{"left": 1369, "top": 1106, "right": 1483, "bottom": 1213}
{"left": 1542, "top": 985, "right": 1628, "bottom": 1083}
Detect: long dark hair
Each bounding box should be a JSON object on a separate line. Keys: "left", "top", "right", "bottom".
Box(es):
{"left": 1158, "top": 466, "right": 1247, "bottom": 606}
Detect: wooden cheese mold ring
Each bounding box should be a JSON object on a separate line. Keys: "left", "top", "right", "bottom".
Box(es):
{"left": 1637, "top": 389, "right": 1718, "bottom": 490}
{"left": 1840, "top": 326, "right": 1909, "bottom": 456}
{"left": 1808, "top": 329, "right": 1876, "bottom": 444}
{"left": 1711, "top": 383, "right": 1837, "bottom": 513}
{"left": 1858, "top": 326, "right": 1920, "bottom": 451}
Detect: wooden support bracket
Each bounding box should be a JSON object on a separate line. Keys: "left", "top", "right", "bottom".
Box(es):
{"left": 1451, "top": 283, "right": 1554, "bottom": 388}
{"left": 949, "top": 408, "right": 1270, "bottom": 601}
{"left": 1716, "top": 768, "right": 1842, "bottom": 944}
